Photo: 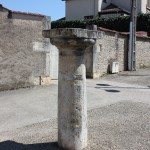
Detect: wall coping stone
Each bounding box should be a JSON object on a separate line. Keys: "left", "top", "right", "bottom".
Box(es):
{"left": 43, "top": 28, "right": 105, "bottom": 39}
{"left": 98, "top": 27, "right": 150, "bottom": 40}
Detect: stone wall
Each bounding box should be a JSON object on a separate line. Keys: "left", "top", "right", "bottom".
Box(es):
{"left": 85, "top": 29, "right": 150, "bottom": 78}
{"left": 0, "top": 8, "right": 149, "bottom": 90}
{"left": 84, "top": 46, "right": 93, "bottom": 78}
{"left": 136, "top": 37, "right": 150, "bottom": 68}
{"left": 0, "top": 11, "right": 52, "bottom": 91}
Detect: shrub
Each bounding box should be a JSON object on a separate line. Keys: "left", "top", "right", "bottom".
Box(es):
{"left": 51, "top": 14, "right": 150, "bottom": 32}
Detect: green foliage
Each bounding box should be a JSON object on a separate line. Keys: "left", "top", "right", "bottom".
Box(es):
{"left": 51, "top": 14, "right": 150, "bottom": 32}
{"left": 137, "top": 13, "right": 150, "bottom": 32}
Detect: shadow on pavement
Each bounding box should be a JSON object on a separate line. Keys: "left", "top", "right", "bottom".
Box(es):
{"left": 95, "top": 85, "right": 150, "bottom": 90}
{"left": 96, "top": 84, "right": 110, "bottom": 86}
{"left": 105, "top": 89, "right": 120, "bottom": 93}
{"left": 0, "top": 141, "right": 63, "bottom": 150}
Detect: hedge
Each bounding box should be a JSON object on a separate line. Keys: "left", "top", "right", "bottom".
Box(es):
{"left": 51, "top": 14, "right": 150, "bottom": 32}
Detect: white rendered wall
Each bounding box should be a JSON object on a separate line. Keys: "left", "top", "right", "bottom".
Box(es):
{"left": 98, "top": 0, "right": 111, "bottom": 11}
{"left": 66, "top": 0, "right": 98, "bottom": 20}
{"left": 141, "top": 0, "right": 147, "bottom": 13}
{"left": 66, "top": 0, "right": 147, "bottom": 20}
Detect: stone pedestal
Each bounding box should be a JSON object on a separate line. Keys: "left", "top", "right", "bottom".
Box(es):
{"left": 58, "top": 50, "right": 87, "bottom": 150}
{"left": 43, "top": 28, "right": 102, "bottom": 150}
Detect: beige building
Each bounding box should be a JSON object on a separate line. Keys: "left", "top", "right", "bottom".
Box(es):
{"left": 64, "top": 0, "right": 150, "bottom": 20}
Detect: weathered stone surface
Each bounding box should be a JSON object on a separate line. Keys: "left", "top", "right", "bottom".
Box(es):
{"left": 43, "top": 28, "right": 104, "bottom": 39}
{"left": 88, "top": 31, "right": 150, "bottom": 78}
{"left": 88, "top": 32, "right": 128, "bottom": 78}
{"left": 0, "top": 11, "right": 52, "bottom": 90}
{"left": 58, "top": 53, "right": 87, "bottom": 150}
{"left": 44, "top": 28, "right": 103, "bottom": 150}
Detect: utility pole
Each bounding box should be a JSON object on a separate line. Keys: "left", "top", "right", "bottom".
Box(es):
{"left": 128, "top": 0, "right": 137, "bottom": 71}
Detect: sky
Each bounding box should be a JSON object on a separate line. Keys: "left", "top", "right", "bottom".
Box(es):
{"left": 0, "top": 0, "right": 65, "bottom": 21}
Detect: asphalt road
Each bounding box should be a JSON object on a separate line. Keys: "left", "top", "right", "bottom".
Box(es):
{"left": 0, "top": 68, "right": 150, "bottom": 150}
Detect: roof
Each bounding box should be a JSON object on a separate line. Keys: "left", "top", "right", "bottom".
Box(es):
{"left": 99, "top": 3, "right": 130, "bottom": 15}
{"left": 0, "top": 4, "right": 11, "bottom": 11}
{"left": 57, "top": 17, "right": 66, "bottom": 21}
{"left": 147, "top": 7, "right": 150, "bottom": 13}
{"left": 0, "top": 4, "right": 45, "bottom": 17}
{"left": 10, "top": 11, "right": 45, "bottom": 17}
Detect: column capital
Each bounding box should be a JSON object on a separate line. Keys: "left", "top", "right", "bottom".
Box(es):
{"left": 43, "top": 28, "right": 103, "bottom": 50}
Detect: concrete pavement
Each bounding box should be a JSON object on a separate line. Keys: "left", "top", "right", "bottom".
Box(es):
{"left": 0, "top": 68, "right": 150, "bottom": 150}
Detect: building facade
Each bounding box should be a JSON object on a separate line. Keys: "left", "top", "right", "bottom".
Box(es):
{"left": 64, "top": 0, "right": 150, "bottom": 20}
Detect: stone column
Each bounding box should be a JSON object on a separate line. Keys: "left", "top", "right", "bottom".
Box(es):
{"left": 43, "top": 28, "right": 102, "bottom": 150}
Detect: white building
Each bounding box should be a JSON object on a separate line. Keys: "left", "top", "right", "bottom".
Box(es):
{"left": 63, "top": 0, "right": 150, "bottom": 20}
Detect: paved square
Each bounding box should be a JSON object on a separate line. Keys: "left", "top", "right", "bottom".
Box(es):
{"left": 0, "top": 68, "right": 150, "bottom": 150}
